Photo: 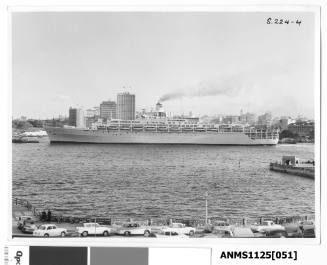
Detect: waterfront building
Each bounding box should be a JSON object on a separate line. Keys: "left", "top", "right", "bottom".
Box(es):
{"left": 295, "top": 115, "right": 309, "bottom": 123}
{"left": 86, "top": 107, "right": 100, "bottom": 118}
{"left": 68, "top": 107, "right": 85, "bottom": 128}
{"left": 75, "top": 109, "right": 85, "bottom": 128}
{"left": 223, "top": 115, "right": 240, "bottom": 124}
{"left": 209, "top": 115, "right": 223, "bottom": 124}
{"left": 278, "top": 117, "right": 295, "bottom": 130}
{"left": 245, "top": 112, "right": 257, "bottom": 125}
{"left": 239, "top": 109, "right": 247, "bottom": 124}
{"left": 100, "top": 100, "right": 117, "bottom": 120}
{"left": 85, "top": 116, "right": 96, "bottom": 128}
{"left": 58, "top": 115, "right": 66, "bottom": 121}
{"left": 257, "top": 112, "right": 272, "bottom": 126}
{"left": 117, "top": 92, "right": 135, "bottom": 120}
{"left": 288, "top": 122, "right": 314, "bottom": 137}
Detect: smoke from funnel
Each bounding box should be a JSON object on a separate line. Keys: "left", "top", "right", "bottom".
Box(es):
{"left": 158, "top": 76, "right": 243, "bottom": 103}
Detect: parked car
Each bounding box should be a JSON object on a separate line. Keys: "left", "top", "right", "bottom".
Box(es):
{"left": 161, "top": 223, "right": 196, "bottom": 236}
{"left": 117, "top": 223, "right": 151, "bottom": 237}
{"left": 264, "top": 229, "right": 288, "bottom": 238}
{"left": 297, "top": 220, "right": 315, "bottom": 237}
{"left": 33, "top": 224, "right": 67, "bottom": 237}
{"left": 253, "top": 231, "right": 267, "bottom": 238}
{"left": 232, "top": 227, "right": 254, "bottom": 238}
{"left": 200, "top": 229, "right": 233, "bottom": 238}
{"left": 153, "top": 231, "right": 189, "bottom": 238}
{"left": 203, "top": 221, "right": 232, "bottom": 233}
{"left": 250, "top": 221, "right": 285, "bottom": 233}
{"left": 213, "top": 221, "right": 232, "bottom": 231}
{"left": 298, "top": 220, "right": 314, "bottom": 230}
{"left": 17, "top": 216, "right": 34, "bottom": 230}
{"left": 21, "top": 220, "right": 37, "bottom": 234}
{"left": 76, "top": 223, "right": 112, "bottom": 237}
{"left": 284, "top": 224, "right": 303, "bottom": 238}
{"left": 302, "top": 227, "right": 315, "bottom": 238}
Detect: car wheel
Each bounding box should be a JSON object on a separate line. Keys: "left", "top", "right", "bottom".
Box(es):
{"left": 103, "top": 231, "right": 109, "bottom": 237}
{"left": 189, "top": 230, "right": 195, "bottom": 236}
{"left": 124, "top": 231, "right": 131, "bottom": 236}
{"left": 44, "top": 233, "right": 49, "bottom": 237}
{"left": 60, "top": 232, "right": 66, "bottom": 237}
{"left": 144, "top": 230, "right": 150, "bottom": 237}
{"left": 82, "top": 231, "right": 88, "bottom": 237}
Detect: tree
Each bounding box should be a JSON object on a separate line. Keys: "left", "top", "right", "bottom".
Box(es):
{"left": 12, "top": 120, "right": 33, "bottom": 130}
{"left": 309, "top": 130, "right": 315, "bottom": 140}
{"left": 279, "top": 130, "right": 295, "bottom": 139}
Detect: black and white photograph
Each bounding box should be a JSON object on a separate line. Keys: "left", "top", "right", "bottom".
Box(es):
{"left": 11, "top": 10, "right": 319, "bottom": 241}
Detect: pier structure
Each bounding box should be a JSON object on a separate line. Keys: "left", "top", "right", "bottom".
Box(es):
{"left": 269, "top": 156, "right": 315, "bottom": 179}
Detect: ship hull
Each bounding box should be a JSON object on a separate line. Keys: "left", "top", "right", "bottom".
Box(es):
{"left": 45, "top": 127, "right": 278, "bottom": 145}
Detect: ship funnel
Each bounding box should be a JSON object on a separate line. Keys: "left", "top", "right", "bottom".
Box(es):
{"left": 155, "top": 102, "right": 163, "bottom": 112}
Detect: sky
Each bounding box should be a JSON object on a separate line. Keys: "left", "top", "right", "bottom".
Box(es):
{"left": 12, "top": 12, "right": 317, "bottom": 119}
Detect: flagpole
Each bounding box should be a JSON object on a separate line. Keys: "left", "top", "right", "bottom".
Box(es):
{"left": 205, "top": 192, "right": 208, "bottom": 224}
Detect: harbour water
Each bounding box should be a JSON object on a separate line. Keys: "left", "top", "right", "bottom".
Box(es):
{"left": 12, "top": 139, "right": 315, "bottom": 220}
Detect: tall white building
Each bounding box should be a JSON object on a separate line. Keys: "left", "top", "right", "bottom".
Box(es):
{"left": 68, "top": 107, "right": 85, "bottom": 128}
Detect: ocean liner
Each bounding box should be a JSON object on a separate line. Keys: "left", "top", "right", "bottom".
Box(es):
{"left": 45, "top": 121, "right": 279, "bottom": 145}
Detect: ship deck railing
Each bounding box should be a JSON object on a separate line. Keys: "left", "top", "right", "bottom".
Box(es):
{"left": 84, "top": 123, "right": 279, "bottom": 139}
{"left": 96, "top": 122, "right": 278, "bottom": 131}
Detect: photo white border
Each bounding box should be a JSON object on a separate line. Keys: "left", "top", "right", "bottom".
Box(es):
{"left": 1, "top": 1, "right": 325, "bottom": 264}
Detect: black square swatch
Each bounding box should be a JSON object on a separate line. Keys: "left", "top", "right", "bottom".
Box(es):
{"left": 30, "top": 246, "right": 87, "bottom": 265}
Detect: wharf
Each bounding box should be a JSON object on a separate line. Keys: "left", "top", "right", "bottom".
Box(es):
{"left": 270, "top": 163, "right": 314, "bottom": 179}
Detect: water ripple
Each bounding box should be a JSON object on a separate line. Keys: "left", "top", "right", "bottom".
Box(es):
{"left": 12, "top": 141, "right": 315, "bottom": 219}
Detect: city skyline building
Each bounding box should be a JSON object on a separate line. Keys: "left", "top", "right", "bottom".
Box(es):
{"left": 68, "top": 107, "right": 85, "bottom": 128}
{"left": 257, "top": 112, "right": 272, "bottom": 127}
{"left": 86, "top": 107, "right": 100, "bottom": 118}
{"left": 100, "top": 100, "right": 117, "bottom": 120}
{"left": 117, "top": 92, "right": 135, "bottom": 120}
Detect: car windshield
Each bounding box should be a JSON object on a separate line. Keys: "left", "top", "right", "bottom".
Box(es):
{"left": 86, "top": 223, "right": 99, "bottom": 227}
{"left": 124, "top": 223, "right": 138, "bottom": 228}
{"left": 39, "top": 226, "right": 46, "bottom": 230}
